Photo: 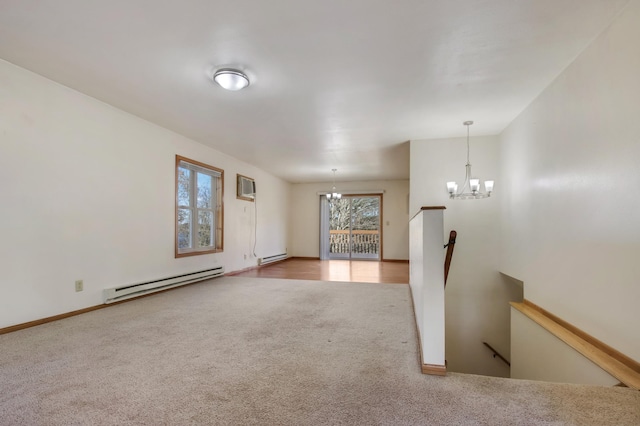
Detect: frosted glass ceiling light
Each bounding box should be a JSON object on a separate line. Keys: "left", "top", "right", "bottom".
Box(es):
{"left": 326, "top": 169, "right": 342, "bottom": 200}
{"left": 447, "top": 121, "right": 494, "bottom": 200}
{"left": 213, "top": 68, "right": 250, "bottom": 91}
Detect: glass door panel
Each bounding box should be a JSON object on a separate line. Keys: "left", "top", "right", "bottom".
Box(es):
{"left": 350, "top": 196, "right": 380, "bottom": 259}
{"left": 329, "top": 198, "right": 351, "bottom": 259}
{"left": 328, "top": 195, "right": 380, "bottom": 260}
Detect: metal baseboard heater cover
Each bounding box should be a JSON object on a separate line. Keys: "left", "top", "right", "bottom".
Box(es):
{"left": 103, "top": 266, "right": 224, "bottom": 304}
{"left": 258, "top": 253, "right": 288, "bottom": 265}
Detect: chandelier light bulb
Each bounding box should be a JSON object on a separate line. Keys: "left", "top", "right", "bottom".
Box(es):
{"left": 447, "top": 182, "right": 457, "bottom": 195}
{"left": 470, "top": 179, "right": 480, "bottom": 193}
{"left": 485, "top": 180, "right": 494, "bottom": 193}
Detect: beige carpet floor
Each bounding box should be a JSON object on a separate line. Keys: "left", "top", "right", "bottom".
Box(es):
{"left": 1, "top": 277, "right": 638, "bottom": 425}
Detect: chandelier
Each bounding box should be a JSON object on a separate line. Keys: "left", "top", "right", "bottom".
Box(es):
{"left": 326, "top": 169, "right": 342, "bottom": 200}
{"left": 447, "top": 121, "right": 494, "bottom": 199}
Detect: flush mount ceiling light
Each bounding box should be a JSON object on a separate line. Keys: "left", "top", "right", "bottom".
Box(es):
{"left": 213, "top": 68, "right": 250, "bottom": 91}
{"left": 446, "top": 121, "right": 494, "bottom": 199}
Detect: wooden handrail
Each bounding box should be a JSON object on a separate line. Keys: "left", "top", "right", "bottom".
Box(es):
{"left": 511, "top": 300, "right": 640, "bottom": 390}
{"left": 444, "top": 230, "right": 457, "bottom": 286}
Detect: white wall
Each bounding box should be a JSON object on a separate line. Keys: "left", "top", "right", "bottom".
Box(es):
{"left": 501, "top": 0, "right": 640, "bottom": 369}
{"left": 409, "top": 209, "right": 446, "bottom": 369}
{"left": 0, "top": 59, "right": 291, "bottom": 328}
{"left": 290, "top": 180, "right": 409, "bottom": 260}
{"left": 410, "top": 135, "right": 521, "bottom": 377}
{"left": 511, "top": 308, "right": 618, "bottom": 386}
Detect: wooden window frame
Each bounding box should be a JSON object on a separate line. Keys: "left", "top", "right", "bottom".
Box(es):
{"left": 175, "top": 155, "right": 224, "bottom": 257}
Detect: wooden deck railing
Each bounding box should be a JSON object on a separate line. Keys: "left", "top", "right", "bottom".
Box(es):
{"left": 329, "top": 230, "right": 379, "bottom": 254}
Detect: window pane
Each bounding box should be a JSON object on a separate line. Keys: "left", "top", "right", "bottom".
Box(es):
{"left": 176, "top": 156, "right": 224, "bottom": 257}
{"left": 177, "top": 208, "right": 191, "bottom": 249}
{"left": 197, "top": 173, "right": 212, "bottom": 208}
{"left": 329, "top": 198, "right": 350, "bottom": 255}
{"left": 329, "top": 198, "right": 351, "bottom": 231}
{"left": 198, "top": 211, "right": 213, "bottom": 247}
{"left": 352, "top": 197, "right": 379, "bottom": 230}
{"left": 178, "top": 167, "right": 191, "bottom": 207}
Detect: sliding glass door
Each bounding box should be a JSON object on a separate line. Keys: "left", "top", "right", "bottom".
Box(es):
{"left": 321, "top": 195, "right": 381, "bottom": 260}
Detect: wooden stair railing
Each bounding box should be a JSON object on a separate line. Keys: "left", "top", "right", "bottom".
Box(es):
{"left": 444, "top": 230, "right": 457, "bottom": 286}
{"left": 511, "top": 300, "right": 640, "bottom": 390}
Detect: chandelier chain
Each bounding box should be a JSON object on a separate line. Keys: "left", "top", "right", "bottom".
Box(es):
{"left": 327, "top": 168, "right": 342, "bottom": 200}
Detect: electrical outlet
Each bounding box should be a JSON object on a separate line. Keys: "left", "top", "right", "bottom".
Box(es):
{"left": 75, "top": 280, "right": 83, "bottom": 292}
{"left": 244, "top": 254, "right": 247, "bottom": 260}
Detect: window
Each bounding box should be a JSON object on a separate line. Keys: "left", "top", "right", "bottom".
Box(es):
{"left": 175, "top": 155, "right": 223, "bottom": 257}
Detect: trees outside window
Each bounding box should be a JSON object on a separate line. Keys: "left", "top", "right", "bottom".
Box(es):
{"left": 175, "top": 156, "right": 223, "bottom": 257}
{"left": 329, "top": 197, "right": 379, "bottom": 231}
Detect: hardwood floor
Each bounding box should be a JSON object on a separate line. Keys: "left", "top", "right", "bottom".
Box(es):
{"left": 230, "top": 258, "right": 409, "bottom": 284}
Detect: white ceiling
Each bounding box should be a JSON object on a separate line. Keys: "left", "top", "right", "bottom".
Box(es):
{"left": 0, "top": 0, "right": 629, "bottom": 183}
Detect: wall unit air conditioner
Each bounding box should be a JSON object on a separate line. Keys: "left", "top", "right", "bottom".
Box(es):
{"left": 237, "top": 174, "right": 256, "bottom": 201}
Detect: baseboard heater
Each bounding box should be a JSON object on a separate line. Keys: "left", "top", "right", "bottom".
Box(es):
{"left": 103, "top": 266, "right": 225, "bottom": 304}
{"left": 258, "top": 253, "right": 288, "bottom": 265}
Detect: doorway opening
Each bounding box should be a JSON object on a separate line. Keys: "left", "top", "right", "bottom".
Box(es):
{"left": 320, "top": 195, "right": 382, "bottom": 260}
